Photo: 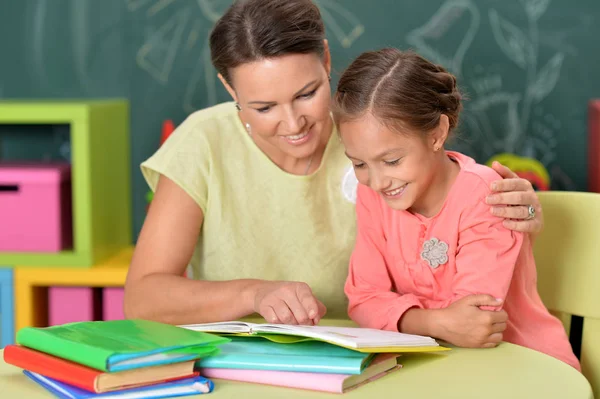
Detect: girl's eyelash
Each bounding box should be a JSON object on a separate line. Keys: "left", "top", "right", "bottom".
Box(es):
{"left": 385, "top": 158, "right": 401, "bottom": 166}
{"left": 353, "top": 163, "right": 366, "bottom": 169}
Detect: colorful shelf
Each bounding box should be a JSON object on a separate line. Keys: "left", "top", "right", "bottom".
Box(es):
{"left": 0, "top": 100, "right": 131, "bottom": 267}
{"left": 14, "top": 246, "right": 133, "bottom": 331}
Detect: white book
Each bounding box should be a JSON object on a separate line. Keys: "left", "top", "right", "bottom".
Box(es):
{"left": 178, "top": 321, "right": 447, "bottom": 353}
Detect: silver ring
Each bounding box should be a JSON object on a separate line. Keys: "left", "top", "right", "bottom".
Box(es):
{"left": 526, "top": 205, "right": 536, "bottom": 220}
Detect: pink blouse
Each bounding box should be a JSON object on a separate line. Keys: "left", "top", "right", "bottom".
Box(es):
{"left": 345, "top": 151, "right": 580, "bottom": 370}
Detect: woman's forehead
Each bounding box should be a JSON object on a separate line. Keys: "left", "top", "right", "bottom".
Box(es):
{"left": 231, "top": 53, "right": 324, "bottom": 98}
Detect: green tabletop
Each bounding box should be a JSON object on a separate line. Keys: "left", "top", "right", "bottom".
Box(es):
{"left": 0, "top": 340, "right": 592, "bottom": 399}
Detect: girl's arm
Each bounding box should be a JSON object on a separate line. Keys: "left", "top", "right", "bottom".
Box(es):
{"left": 417, "top": 185, "right": 524, "bottom": 311}
{"left": 124, "top": 175, "right": 324, "bottom": 325}
{"left": 345, "top": 185, "right": 511, "bottom": 348}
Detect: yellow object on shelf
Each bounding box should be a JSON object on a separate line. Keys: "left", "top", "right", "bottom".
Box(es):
{"left": 14, "top": 246, "right": 133, "bottom": 331}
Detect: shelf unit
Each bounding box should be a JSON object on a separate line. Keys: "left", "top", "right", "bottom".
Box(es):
{"left": 0, "top": 100, "right": 131, "bottom": 267}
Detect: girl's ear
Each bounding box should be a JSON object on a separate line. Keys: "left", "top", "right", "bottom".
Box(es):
{"left": 431, "top": 114, "right": 450, "bottom": 151}
{"left": 218, "top": 73, "right": 237, "bottom": 103}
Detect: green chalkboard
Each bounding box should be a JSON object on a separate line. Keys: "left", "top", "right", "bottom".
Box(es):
{"left": 1, "top": 0, "right": 599, "bottom": 238}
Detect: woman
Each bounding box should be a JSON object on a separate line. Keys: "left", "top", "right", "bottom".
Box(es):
{"left": 124, "top": 0, "right": 543, "bottom": 344}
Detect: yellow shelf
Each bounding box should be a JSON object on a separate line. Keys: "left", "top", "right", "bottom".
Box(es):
{"left": 14, "top": 246, "right": 133, "bottom": 331}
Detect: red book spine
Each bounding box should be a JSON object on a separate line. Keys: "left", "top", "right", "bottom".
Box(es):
{"left": 4, "top": 345, "right": 100, "bottom": 392}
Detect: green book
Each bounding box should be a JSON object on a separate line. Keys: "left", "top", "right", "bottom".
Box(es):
{"left": 16, "top": 319, "right": 229, "bottom": 372}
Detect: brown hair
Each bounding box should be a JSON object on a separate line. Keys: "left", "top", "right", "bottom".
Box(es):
{"left": 333, "top": 48, "right": 463, "bottom": 136}
{"left": 210, "top": 0, "right": 326, "bottom": 85}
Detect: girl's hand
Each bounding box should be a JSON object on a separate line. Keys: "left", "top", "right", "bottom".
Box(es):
{"left": 437, "top": 295, "right": 508, "bottom": 348}
{"left": 487, "top": 161, "right": 544, "bottom": 235}
{"left": 251, "top": 281, "right": 327, "bottom": 325}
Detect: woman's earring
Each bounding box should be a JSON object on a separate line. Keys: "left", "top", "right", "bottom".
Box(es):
{"left": 245, "top": 123, "right": 252, "bottom": 136}
{"left": 328, "top": 75, "right": 331, "bottom": 82}
{"left": 235, "top": 103, "right": 241, "bottom": 111}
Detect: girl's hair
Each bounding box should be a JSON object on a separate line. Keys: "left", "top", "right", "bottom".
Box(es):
{"left": 333, "top": 48, "right": 463, "bottom": 136}
{"left": 210, "top": 0, "right": 326, "bottom": 85}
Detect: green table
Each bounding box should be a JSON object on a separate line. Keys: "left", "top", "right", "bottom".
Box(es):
{"left": 0, "top": 341, "right": 592, "bottom": 398}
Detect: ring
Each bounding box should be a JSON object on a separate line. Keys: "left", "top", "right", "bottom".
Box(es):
{"left": 526, "top": 205, "right": 536, "bottom": 220}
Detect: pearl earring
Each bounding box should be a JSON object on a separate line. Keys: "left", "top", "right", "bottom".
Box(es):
{"left": 245, "top": 123, "right": 251, "bottom": 135}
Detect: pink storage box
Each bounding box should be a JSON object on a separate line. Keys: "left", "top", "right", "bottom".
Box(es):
{"left": 0, "top": 163, "right": 72, "bottom": 252}
{"left": 102, "top": 287, "right": 125, "bottom": 321}
{"left": 48, "top": 287, "right": 98, "bottom": 326}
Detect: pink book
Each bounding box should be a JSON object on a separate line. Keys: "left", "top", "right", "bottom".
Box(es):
{"left": 199, "top": 353, "right": 401, "bottom": 394}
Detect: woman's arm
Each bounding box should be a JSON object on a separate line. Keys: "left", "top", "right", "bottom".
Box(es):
{"left": 124, "top": 175, "right": 325, "bottom": 325}
{"left": 124, "top": 175, "right": 260, "bottom": 324}
{"left": 488, "top": 161, "right": 544, "bottom": 237}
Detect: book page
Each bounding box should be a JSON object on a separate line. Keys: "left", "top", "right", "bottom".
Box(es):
{"left": 179, "top": 321, "right": 255, "bottom": 334}
{"left": 253, "top": 325, "right": 438, "bottom": 348}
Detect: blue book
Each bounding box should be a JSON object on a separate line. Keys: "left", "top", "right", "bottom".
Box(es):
{"left": 195, "top": 336, "right": 374, "bottom": 375}
{"left": 23, "top": 370, "right": 214, "bottom": 399}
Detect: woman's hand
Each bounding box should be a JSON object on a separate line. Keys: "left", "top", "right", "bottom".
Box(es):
{"left": 250, "top": 281, "right": 327, "bottom": 325}
{"left": 487, "top": 161, "right": 544, "bottom": 235}
{"left": 436, "top": 295, "right": 508, "bottom": 348}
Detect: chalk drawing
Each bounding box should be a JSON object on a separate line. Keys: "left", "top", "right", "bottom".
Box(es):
{"left": 519, "top": 0, "right": 551, "bottom": 21}
{"left": 128, "top": 0, "right": 364, "bottom": 111}
{"left": 136, "top": 7, "right": 191, "bottom": 84}
{"left": 126, "top": 0, "right": 153, "bottom": 12}
{"left": 315, "top": 0, "right": 364, "bottom": 48}
{"left": 406, "top": 0, "right": 480, "bottom": 76}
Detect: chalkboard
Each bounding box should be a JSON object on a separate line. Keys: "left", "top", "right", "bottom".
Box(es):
{"left": 1, "top": 0, "right": 599, "bottom": 238}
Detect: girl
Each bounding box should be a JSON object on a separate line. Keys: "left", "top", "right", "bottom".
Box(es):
{"left": 125, "top": 0, "right": 544, "bottom": 335}
{"left": 334, "top": 48, "right": 579, "bottom": 370}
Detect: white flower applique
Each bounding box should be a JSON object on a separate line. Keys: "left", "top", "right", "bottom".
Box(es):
{"left": 420, "top": 238, "right": 449, "bottom": 269}
{"left": 341, "top": 166, "right": 359, "bottom": 204}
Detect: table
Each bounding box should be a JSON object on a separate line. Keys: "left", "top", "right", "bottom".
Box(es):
{"left": 0, "top": 343, "right": 592, "bottom": 398}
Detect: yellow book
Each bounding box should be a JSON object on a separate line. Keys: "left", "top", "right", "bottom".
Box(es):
{"left": 178, "top": 321, "right": 449, "bottom": 353}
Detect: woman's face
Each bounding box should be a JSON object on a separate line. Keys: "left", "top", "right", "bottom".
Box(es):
{"left": 223, "top": 49, "right": 332, "bottom": 161}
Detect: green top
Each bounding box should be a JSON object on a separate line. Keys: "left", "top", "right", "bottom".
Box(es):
{"left": 141, "top": 102, "right": 358, "bottom": 317}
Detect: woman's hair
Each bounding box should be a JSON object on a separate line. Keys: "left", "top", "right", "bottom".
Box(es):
{"left": 332, "top": 48, "right": 463, "bottom": 136}
{"left": 210, "top": 0, "right": 326, "bottom": 85}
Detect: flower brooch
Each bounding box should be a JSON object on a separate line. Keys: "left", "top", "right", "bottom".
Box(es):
{"left": 420, "top": 238, "right": 449, "bottom": 269}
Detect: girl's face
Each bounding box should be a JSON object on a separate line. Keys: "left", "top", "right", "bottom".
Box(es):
{"left": 340, "top": 112, "right": 448, "bottom": 215}
{"left": 222, "top": 49, "right": 332, "bottom": 162}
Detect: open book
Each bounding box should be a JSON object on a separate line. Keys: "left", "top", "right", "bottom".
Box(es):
{"left": 179, "top": 321, "right": 447, "bottom": 353}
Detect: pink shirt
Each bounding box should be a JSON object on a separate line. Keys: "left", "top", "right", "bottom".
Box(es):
{"left": 345, "top": 151, "right": 580, "bottom": 370}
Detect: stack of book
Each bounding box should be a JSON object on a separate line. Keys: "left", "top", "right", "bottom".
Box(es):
{"left": 3, "top": 319, "right": 229, "bottom": 398}
{"left": 180, "top": 321, "right": 448, "bottom": 394}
